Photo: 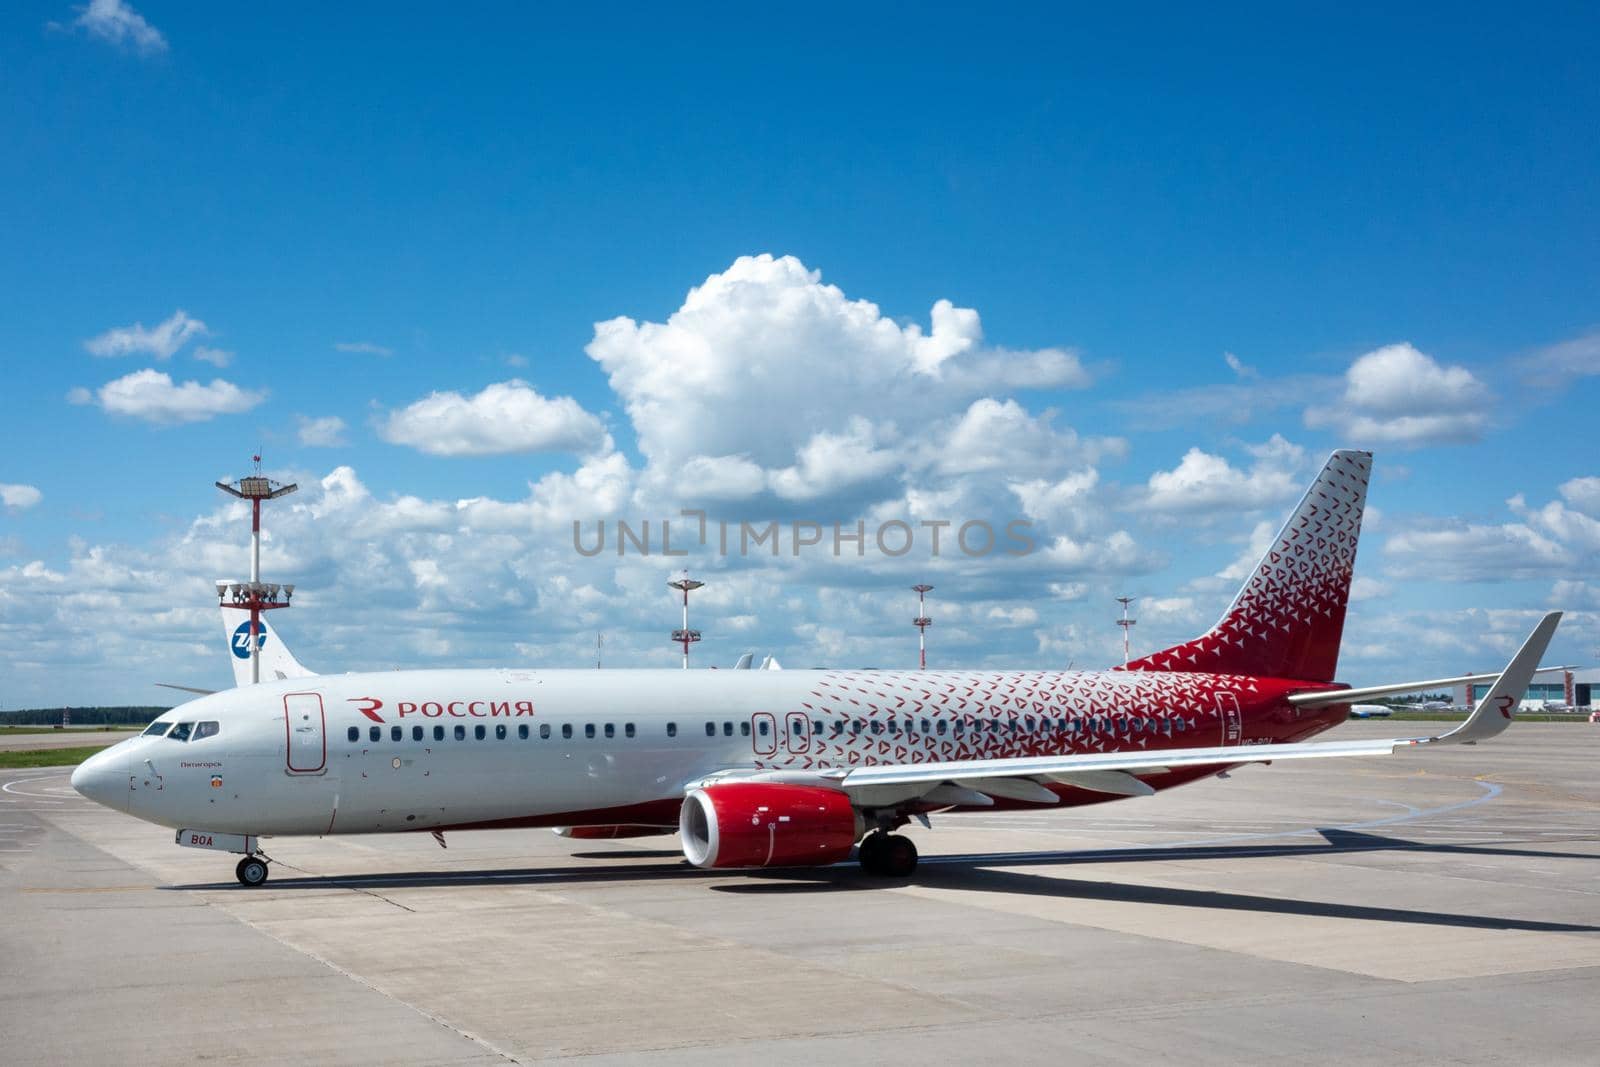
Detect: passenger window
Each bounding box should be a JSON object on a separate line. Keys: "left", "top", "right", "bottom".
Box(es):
{"left": 666, "top": 722, "right": 677, "bottom": 738}
{"left": 434, "top": 725, "right": 445, "bottom": 741}
{"left": 723, "top": 722, "right": 733, "bottom": 737}
{"left": 936, "top": 720, "right": 948, "bottom": 735}
{"left": 347, "top": 726, "right": 359, "bottom": 742}
{"left": 168, "top": 722, "right": 193, "bottom": 742}
{"left": 142, "top": 722, "right": 171, "bottom": 737}
{"left": 850, "top": 721, "right": 862, "bottom": 736}
{"left": 740, "top": 721, "right": 750, "bottom": 737}
{"left": 518, "top": 724, "right": 529, "bottom": 740}
{"left": 758, "top": 720, "right": 770, "bottom": 736}
{"left": 369, "top": 726, "right": 381, "bottom": 743}
{"left": 921, "top": 718, "right": 930, "bottom": 733}
{"left": 812, "top": 719, "right": 824, "bottom": 734}
{"left": 954, "top": 720, "right": 965, "bottom": 736}
{"left": 604, "top": 723, "right": 615, "bottom": 739}
{"left": 886, "top": 720, "right": 898, "bottom": 735}
{"left": 1024, "top": 716, "right": 1035, "bottom": 732}
{"left": 496, "top": 724, "right": 507, "bottom": 740}
{"left": 475, "top": 724, "right": 486, "bottom": 740}
{"left": 412, "top": 725, "right": 424, "bottom": 741}
{"left": 869, "top": 721, "right": 882, "bottom": 736}
{"left": 562, "top": 724, "right": 573, "bottom": 739}
{"left": 391, "top": 726, "right": 402, "bottom": 742}
{"left": 454, "top": 724, "right": 466, "bottom": 740}
{"left": 193, "top": 721, "right": 220, "bottom": 740}
{"left": 831, "top": 721, "right": 844, "bottom": 737}
{"left": 705, "top": 722, "right": 716, "bottom": 737}
{"left": 791, "top": 720, "right": 803, "bottom": 735}
{"left": 585, "top": 724, "right": 596, "bottom": 739}
{"left": 625, "top": 723, "right": 635, "bottom": 738}
{"left": 539, "top": 723, "right": 551, "bottom": 739}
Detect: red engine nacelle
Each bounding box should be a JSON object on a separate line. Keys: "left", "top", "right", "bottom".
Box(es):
{"left": 679, "top": 783, "right": 861, "bottom": 869}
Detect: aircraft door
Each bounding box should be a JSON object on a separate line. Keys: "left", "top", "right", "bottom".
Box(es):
{"left": 284, "top": 693, "right": 327, "bottom": 773}
{"left": 784, "top": 712, "right": 811, "bottom": 756}
{"left": 1216, "top": 691, "right": 1242, "bottom": 746}
{"left": 751, "top": 712, "right": 777, "bottom": 757}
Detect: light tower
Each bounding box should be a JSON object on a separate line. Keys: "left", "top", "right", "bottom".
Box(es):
{"left": 1116, "top": 596, "right": 1136, "bottom": 666}
{"left": 216, "top": 457, "right": 298, "bottom": 684}
{"left": 912, "top": 583, "right": 933, "bottom": 670}
{"left": 667, "top": 571, "right": 704, "bottom": 670}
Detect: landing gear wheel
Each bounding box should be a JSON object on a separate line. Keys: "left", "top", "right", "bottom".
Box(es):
{"left": 857, "top": 833, "right": 886, "bottom": 874}
{"left": 880, "top": 834, "right": 918, "bottom": 877}
{"left": 858, "top": 833, "right": 917, "bottom": 877}
{"left": 235, "top": 855, "right": 269, "bottom": 887}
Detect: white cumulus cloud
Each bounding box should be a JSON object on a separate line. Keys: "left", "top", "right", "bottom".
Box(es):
{"left": 586, "top": 254, "right": 1091, "bottom": 487}
{"left": 1305, "top": 342, "right": 1489, "bottom": 446}
{"left": 297, "top": 415, "right": 348, "bottom": 447}
{"left": 380, "top": 380, "right": 608, "bottom": 457}
{"left": 81, "top": 368, "right": 266, "bottom": 425}
{"left": 1, "top": 484, "right": 43, "bottom": 511}
{"left": 193, "top": 346, "right": 232, "bottom": 367}
{"left": 1137, "top": 435, "right": 1306, "bottom": 513}
{"left": 85, "top": 309, "right": 206, "bottom": 360}
{"left": 67, "top": 0, "right": 167, "bottom": 55}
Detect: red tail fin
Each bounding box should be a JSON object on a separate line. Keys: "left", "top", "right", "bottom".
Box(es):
{"left": 1122, "top": 449, "right": 1372, "bottom": 682}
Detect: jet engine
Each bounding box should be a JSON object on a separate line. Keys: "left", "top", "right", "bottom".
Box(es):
{"left": 679, "top": 783, "right": 861, "bottom": 869}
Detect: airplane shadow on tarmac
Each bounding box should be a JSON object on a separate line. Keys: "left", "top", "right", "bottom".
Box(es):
{"left": 165, "top": 828, "right": 1600, "bottom": 934}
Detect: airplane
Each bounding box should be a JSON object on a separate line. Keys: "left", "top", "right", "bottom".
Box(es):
{"left": 1349, "top": 704, "right": 1393, "bottom": 718}
{"left": 71, "top": 450, "right": 1564, "bottom": 887}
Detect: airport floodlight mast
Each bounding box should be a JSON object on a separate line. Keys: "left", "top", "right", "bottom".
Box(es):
{"left": 215, "top": 456, "right": 298, "bottom": 685}
{"left": 912, "top": 583, "right": 933, "bottom": 670}
{"left": 1116, "top": 596, "right": 1137, "bottom": 666}
{"left": 667, "top": 571, "right": 704, "bottom": 669}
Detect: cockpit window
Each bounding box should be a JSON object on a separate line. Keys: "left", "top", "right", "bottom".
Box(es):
{"left": 192, "top": 721, "right": 220, "bottom": 740}
{"left": 166, "top": 722, "right": 194, "bottom": 742}
{"left": 142, "top": 722, "right": 171, "bottom": 737}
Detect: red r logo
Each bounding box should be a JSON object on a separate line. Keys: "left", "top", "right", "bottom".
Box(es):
{"left": 349, "top": 697, "right": 385, "bottom": 723}
{"left": 1494, "top": 695, "right": 1515, "bottom": 720}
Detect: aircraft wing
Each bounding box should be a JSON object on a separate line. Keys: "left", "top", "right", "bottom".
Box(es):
{"left": 695, "top": 613, "right": 1560, "bottom": 805}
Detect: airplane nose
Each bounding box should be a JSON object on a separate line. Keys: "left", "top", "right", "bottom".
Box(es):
{"left": 71, "top": 746, "right": 128, "bottom": 812}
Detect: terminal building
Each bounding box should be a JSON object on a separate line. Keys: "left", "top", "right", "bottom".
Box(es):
{"left": 1458, "top": 667, "right": 1598, "bottom": 710}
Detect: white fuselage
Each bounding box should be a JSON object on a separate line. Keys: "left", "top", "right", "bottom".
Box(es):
{"left": 74, "top": 665, "right": 1312, "bottom": 839}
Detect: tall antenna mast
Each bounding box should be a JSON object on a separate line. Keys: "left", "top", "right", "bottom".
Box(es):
{"left": 216, "top": 455, "right": 298, "bottom": 684}
{"left": 1116, "top": 596, "right": 1136, "bottom": 666}
{"left": 912, "top": 584, "right": 934, "bottom": 670}
{"left": 667, "top": 571, "right": 704, "bottom": 669}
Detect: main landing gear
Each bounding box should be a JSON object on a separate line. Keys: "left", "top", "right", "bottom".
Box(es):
{"left": 857, "top": 832, "right": 918, "bottom": 877}
{"left": 235, "top": 854, "right": 270, "bottom": 887}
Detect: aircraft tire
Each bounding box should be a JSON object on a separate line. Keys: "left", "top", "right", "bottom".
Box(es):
{"left": 881, "top": 834, "right": 918, "bottom": 877}
{"left": 857, "top": 832, "right": 886, "bottom": 874}
{"left": 236, "top": 856, "right": 269, "bottom": 887}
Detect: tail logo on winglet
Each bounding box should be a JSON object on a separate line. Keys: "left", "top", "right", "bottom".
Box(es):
{"left": 1495, "top": 695, "right": 1515, "bottom": 719}
{"left": 231, "top": 621, "right": 267, "bottom": 660}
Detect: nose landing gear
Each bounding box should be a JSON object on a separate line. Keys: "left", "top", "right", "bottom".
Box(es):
{"left": 235, "top": 855, "right": 270, "bottom": 887}
{"left": 857, "top": 832, "right": 918, "bottom": 877}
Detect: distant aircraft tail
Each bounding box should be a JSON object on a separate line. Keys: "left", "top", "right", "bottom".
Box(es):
{"left": 219, "top": 582, "right": 316, "bottom": 685}
{"left": 1122, "top": 449, "right": 1372, "bottom": 682}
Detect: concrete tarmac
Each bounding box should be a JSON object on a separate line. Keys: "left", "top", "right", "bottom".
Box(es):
{"left": 2, "top": 721, "right": 1598, "bottom": 1065}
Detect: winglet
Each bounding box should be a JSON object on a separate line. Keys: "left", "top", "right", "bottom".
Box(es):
{"left": 1420, "top": 612, "right": 1562, "bottom": 746}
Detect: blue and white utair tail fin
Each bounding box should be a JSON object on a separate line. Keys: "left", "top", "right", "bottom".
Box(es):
{"left": 219, "top": 586, "right": 316, "bottom": 686}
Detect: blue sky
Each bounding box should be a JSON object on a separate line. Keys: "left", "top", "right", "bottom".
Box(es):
{"left": 2, "top": 3, "right": 1597, "bottom": 706}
